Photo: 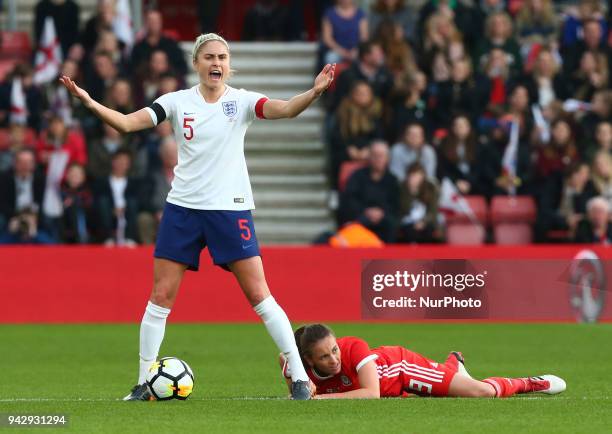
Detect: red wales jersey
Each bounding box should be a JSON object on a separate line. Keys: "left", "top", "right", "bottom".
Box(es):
{"left": 306, "top": 336, "right": 378, "bottom": 395}
{"left": 300, "top": 337, "right": 456, "bottom": 397}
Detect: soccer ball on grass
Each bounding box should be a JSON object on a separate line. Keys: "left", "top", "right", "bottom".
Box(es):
{"left": 146, "top": 357, "right": 194, "bottom": 400}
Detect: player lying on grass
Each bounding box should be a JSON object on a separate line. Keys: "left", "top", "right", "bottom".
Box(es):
{"left": 279, "top": 324, "right": 566, "bottom": 399}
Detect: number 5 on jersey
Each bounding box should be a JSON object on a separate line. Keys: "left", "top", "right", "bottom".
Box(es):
{"left": 183, "top": 117, "right": 194, "bottom": 140}
{"left": 238, "top": 218, "right": 252, "bottom": 241}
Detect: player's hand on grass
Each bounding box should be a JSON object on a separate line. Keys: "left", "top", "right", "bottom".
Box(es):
{"left": 313, "top": 63, "right": 336, "bottom": 97}
{"left": 309, "top": 380, "right": 317, "bottom": 398}
{"left": 59, "top": 75, "right": 93, "bottom": 108}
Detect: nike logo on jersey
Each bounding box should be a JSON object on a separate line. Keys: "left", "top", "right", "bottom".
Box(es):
{"left": 242, "top": 243, "right": 255, "bottom": 250}
{"left": 183, "top": 112, "right": 195, "bottom": 115}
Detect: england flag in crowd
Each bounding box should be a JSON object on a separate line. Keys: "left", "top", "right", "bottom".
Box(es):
{"left": 33, "top": 16, "right": 62, "bottom": 85}
{"left": 501, "top": 118, "right": 520, "bottom": 195}
{"left": 10, "top": 77, "right": 27, "bottom": 125}
{"left": 531, "top": 104, "right": 550, "bottom": 143}
{"left": 438, "top": 177, "right": 477, "bottom": 223}
{"left": 113, "top": 0, "right": 135, "bottom": 51}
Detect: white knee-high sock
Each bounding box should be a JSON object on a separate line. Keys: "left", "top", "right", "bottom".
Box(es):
{"left": 138, "top": 301, "right": 171, "bottom": 384}
{"left": 253, "top": 296, "right": 309, "bottom": 382}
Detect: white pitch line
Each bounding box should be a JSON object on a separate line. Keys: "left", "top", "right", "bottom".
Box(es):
{"left": 0, "top": 397, "right": 288, "bottom": 403}
{"left": 509, "top": 396, "right": 610, "bottom": 400}
{"left": 0, "top": 396, "right": 609, "bottom": 402}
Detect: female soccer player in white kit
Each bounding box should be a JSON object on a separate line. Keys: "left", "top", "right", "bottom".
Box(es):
{"left": 60, "top": 33, "right": 335, "bottom": 400}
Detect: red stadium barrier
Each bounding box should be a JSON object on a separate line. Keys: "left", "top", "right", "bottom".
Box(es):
{"left": 1, "top": 246, "right": 611, "bottom": 323}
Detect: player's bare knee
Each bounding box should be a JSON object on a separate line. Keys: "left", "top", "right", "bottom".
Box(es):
{"left": 245, "top": 286, "right": 268, "bottom": 306}
{"left": 150, "top": 281, "right": 178, "bottom": 307}
{"left": 150, "top": 291, "right": 175, "bottom": 308}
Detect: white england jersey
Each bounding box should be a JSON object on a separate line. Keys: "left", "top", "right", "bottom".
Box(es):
{"left": 145, "top": 85, "right": 268, "bottom": 210}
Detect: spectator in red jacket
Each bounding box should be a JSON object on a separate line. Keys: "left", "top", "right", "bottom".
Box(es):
{"left": 36, "top": 116, "right": 87, "bottom": 173}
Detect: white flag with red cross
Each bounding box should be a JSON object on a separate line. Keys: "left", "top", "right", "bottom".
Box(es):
{"left": 10, "top": 77, "right": 28, "bottom": 125}
{"left": 501, "top": 118, "right": 519, "bottom": 195}
{"left": 113, "top": 0, "right": 135, "bottom": 51}
{"left": 33, "top": 16, "right": 63, "bottom": 85}
{"left": 438, "top": 177, "right": 477, "bottom": 223}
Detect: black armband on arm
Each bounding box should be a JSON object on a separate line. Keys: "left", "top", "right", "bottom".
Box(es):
{"left": 149, "top": 102, "right": 167, "bottom": 124}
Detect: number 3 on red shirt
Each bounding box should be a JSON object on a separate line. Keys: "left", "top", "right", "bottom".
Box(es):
{"left": 183, "top": 117, "right": 194, "bottom": 140}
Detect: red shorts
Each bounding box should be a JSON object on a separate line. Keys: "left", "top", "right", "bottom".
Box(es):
{"left": 375, "top": 346, "right": 457, "bottom": 397}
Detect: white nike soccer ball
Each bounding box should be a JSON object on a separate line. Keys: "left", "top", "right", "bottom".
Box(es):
{"left": 146, "top": 357, "right": 195, "bottom": 400}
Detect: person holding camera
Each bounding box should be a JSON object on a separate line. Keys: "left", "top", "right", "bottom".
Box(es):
{"left": 0, "top": 148, "right": 54, "bottom": 244}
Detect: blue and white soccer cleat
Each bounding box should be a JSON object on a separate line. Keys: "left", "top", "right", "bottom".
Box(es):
{"left": 291, "top": 380, "right": 312, "bottom": 400}
{"left": 123, "top": 383, "right": 154, "bottom": 401}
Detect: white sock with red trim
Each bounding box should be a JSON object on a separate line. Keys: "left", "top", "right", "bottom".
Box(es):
{"left": 254, "top": 296, "right": 309, "bottom": 382}
{"left": 138, "top": 301, "right": 171, "bottom": 384}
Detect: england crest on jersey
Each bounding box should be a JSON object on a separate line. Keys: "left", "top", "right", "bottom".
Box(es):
{"left": 222, "top": 101, "right": 237, "bottom": 117}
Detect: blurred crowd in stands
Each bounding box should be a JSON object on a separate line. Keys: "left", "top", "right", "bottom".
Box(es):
{"left": 0, "top": 0, "right": 611, "bottom": 246}
{"left": 318, "top": 0, "right": 612, "bottom": 245}
{"left": 0, "top": 1, "right": 185, "bottom": 245}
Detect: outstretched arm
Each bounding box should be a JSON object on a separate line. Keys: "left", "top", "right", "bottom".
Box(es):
{"left": 263, "top": 64, "right": 335, "bottom": 120}
{"left": 59, "top": 76, "right": 154, "bottom": 134}
{"left": 315, "top": 360, "right": 380, "bottom": 399}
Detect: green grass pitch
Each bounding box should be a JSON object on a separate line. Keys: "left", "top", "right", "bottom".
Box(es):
{"left": 1, "top": 323, "right": 611, "bottom": 433}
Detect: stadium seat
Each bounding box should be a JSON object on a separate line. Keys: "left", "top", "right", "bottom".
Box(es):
{"left": 338, "top": 160, "right": 367, "bottom": 192}
{"left": 445, "top": 195, "right": 488, "bottom": 224}
{"left": 0, "top": 31, "right": 32, "bottom": 61}
{"left": 494, "top": 223, "right": 533, "bottom": 245}
{"left": 490, "top": 196, "right": 536, "bottom": 223}
{"left": 446, "top": 222, "right": 486, "bottom": 245}
{"left": 490, "top": 196, "right": 536, "bottom": 245}
{"left": 547, "top": 229, "right": 571, "bottom": 243}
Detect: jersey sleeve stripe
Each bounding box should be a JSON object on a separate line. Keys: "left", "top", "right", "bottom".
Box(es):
{"left": 356, "top": 354, "right": 378, "bottom": 372}
{"left": 148, "top": 102, "right": 167, "bottom": 125}
{"left": 255, "top": 97, "right": 269, "bottom": 119}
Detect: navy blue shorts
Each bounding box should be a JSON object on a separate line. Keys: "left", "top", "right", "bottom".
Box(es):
{"left": 154, "top": 202, "right": 260, "bottom": 271}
